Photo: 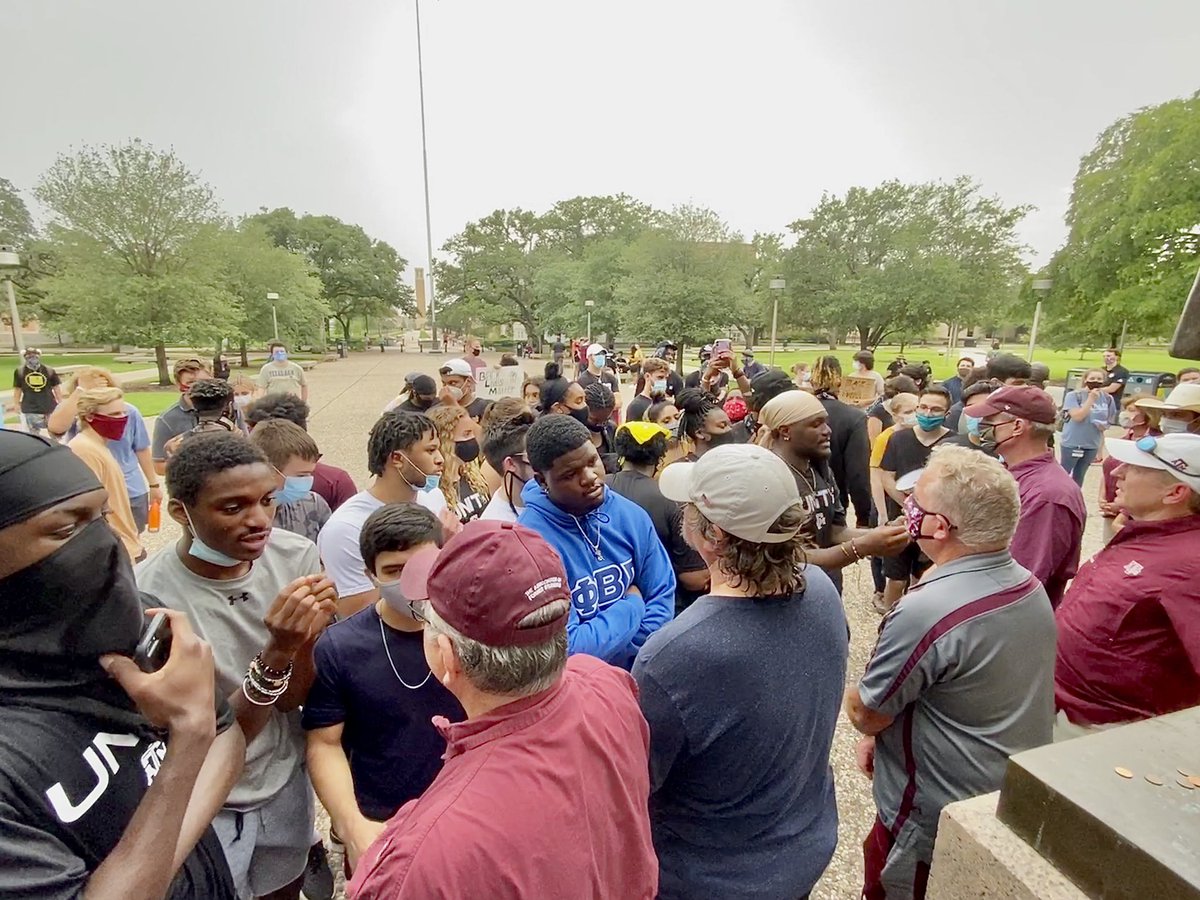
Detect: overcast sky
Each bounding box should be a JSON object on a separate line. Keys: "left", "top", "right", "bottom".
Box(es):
{"left": 7, "top": 0, "right": 1199, "bottom": 277}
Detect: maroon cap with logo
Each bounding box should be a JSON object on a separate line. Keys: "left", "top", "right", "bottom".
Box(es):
{"left": 399, "top": 520, "right": 570, "bottom": 647}
{"left": 969, "top": 385, "right": 1058, "bottom": 425}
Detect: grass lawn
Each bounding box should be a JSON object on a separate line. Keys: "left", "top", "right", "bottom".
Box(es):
{"left": 1, "top": 352, "right": 149, "bottom": 372}
{"left": 748, "top": 344, "right": 1197, "bottom": 384}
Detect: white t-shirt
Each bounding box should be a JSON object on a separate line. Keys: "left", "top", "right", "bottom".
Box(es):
{"left": 135, "top": 528, "right": 321, "bottom": 808}
{"left": 318, "top": 489, "right": 445, "bottom": 597}
{"left": 479, "top": 490, "right": 519, "bottom": 524}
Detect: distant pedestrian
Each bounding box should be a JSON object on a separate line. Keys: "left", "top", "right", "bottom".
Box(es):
{"left": 258, "top": 342, "right": 309, "bottom": 400}
{"left": 12, "top": 347, "right": 61, "bottom": 436}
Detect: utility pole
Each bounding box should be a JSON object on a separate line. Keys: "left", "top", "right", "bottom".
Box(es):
{"left": 416, "top": 0, "right": 437, "bottom": 343}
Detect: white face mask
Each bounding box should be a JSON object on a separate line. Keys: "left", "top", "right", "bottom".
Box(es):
{"left": 1118, "top": 412, "right": 1134, "bottom": 429}
{"left": 1160, "top": 417, "right": 1190, "bottom": 435}
{"left": 233, "top": 394, "right": 253, "bottom": 410}
{"left": 447, "top": 386, "right": 464, "bottom": 402}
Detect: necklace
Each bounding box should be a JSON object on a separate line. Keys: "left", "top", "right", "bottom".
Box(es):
{"left": 378, "top": 615, "right": 432, "bottom": 690}
{"left": 573, "top": 515, "right": 604, "bottom": 560}
{"left": 785, "top": 459, "right": 818, "bottom": 493}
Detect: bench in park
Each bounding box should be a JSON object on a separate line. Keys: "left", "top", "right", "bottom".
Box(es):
{"left": 417, "top": 339, "right": 443, "bottom": 353}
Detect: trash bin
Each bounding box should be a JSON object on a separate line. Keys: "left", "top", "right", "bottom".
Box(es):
{"left": 337, "top": 341, "right": 347, "bottom": 359}
{"left": 1064, "top": 368, "right": 1172, "bottom": 398}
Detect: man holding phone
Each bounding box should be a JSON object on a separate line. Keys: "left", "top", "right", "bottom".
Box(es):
{"left": 685, "top": 339, "right": 752, "bottom": 400}
{"left": 0, "top": 431, "right": 245, "bottom": 899}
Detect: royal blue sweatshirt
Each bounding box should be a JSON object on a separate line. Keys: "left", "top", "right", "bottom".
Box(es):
{"left": 519, "top": 481, "right": 676, "bottom": 669}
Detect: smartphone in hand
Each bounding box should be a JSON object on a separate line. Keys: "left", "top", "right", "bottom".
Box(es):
{"left": 133, "top": 612, "right": 173, "bottom": 673}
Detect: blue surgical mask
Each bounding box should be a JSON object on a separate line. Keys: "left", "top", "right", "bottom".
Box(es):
{"left": 275, "top": 473, "right": 314, "bottom": 506}
{"left": 182, "top": 506, "right": 242, "bottom": 568}
{"left": 916, "top": 413, "right": 946, "bottom": 431}
{"left": 652, "top": 379, "right": 667, "bottom": 396}
{"left": 593, "top": 354, "right": 606, "bottom": 368}
{"left": 966, "top": 415, "right": 982, "bottom": 437}
{"left": 397, "top": 452, "right": 441, "bottom": 494}
{"left": 272, "top": 349, "right": 287, "bottom": 362}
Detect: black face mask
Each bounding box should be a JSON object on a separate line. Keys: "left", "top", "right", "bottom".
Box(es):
{"left": 471, "top": 348, "right": 482, "bottom": 356}
{"left": 0, "top": 518, "right": 142, "bottom": 661}
{"left": 567, "top": 406, "right": 591, "bottom": 427}
{"left": 705, "top": 430, "right": 739, "bottom": 449}
{"left": 455, "top": 438, "right": 480, "bottom": 464}
{"left": 586, "top": 419, "right": 608, "bottom": 433}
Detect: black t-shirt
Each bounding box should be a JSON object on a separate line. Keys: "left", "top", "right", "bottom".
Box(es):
{"left": 684, "top": 369, "right": 730, "bottom": 394}
{"left": 634, "top": 370, "right": 684, "bottom": 401}
{"left": 0, "top": 704, "right": 236, "bottom": 899}
{"left": 13, "top": 365, "right": 62, "bottom": 414}
{"left": 626, "top": 394, "right": 652, "bottom": 423}
{"left": 578, "top": 369, "right": 620, "bottom": 395}
{"left": 1105, "top": 364, "right": 1130, "bottom": 401}
{"left": 879, "top": 427, "right": 954, "bottom": 518}
{"left": 302, "top": 606, "right": 464, "bottom": 821}
{"left": 455, "top": 474, "right": 489, "bottom": 523}
{"left": 552, "top": 341, "right": 566, "bottom": 360}
{"left": 608, "top": 469, "right": 707, "bottom": 613}
{"left": 464, "top": 396, "right": 492, "bottom": 423}
{"left": 785, "top": 461, "right": 848, "bottom": 593}
{"left": 866, "top": 397, "right": 893, "bottom": 431}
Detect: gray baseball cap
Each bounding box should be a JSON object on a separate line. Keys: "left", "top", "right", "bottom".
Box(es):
{"left": 660, "top": 444, "right": 802, "bottom": 543}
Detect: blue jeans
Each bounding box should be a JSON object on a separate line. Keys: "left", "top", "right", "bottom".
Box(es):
{"left": 1060, "top": 445, "right": 1098, "bottom": 487}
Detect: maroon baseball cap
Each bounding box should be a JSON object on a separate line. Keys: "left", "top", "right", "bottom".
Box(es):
{"left": 969, "top": 385, "right": 1057, "bottom": 424}
{"left": 399, "top": 520, "right": 570, "bottom": 647}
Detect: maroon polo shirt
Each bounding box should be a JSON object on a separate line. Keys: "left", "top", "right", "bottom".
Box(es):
{"left": 1055, "top": 513, "right": 1200, "bottom": 726}
{"left": 347, "top": 654, "right": 658, "bottom": 900}
{"left": 312, "top": 461, "right": 357, "bottom": 511}
{"left": 1007, "top": 452, "right": 1086, "bottom": 608}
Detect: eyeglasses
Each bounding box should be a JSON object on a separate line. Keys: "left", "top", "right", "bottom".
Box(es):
{"left": 1133, "top": 435, "right": 1195, "bottom": 476}
{"left": 408, "top": 600, "right": 429, "bottom": 625}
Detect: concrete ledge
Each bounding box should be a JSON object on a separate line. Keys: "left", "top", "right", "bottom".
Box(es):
{"left": 928, "top": 793, "right": 1087, "bottom": 900}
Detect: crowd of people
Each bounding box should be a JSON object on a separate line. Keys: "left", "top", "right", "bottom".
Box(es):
{"left": 2, "top": 336, "right": 1198, "bottom": 900}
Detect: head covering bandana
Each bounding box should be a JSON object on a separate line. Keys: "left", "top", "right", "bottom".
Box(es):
{"left": 755, "top": 391, "right": 826, "bottom": 449}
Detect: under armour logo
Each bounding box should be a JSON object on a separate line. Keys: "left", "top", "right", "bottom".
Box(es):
{"left": 46, "top": 732, "right": 140, "bottom": 823}
{"left": 227, "top": 591, "right": 251, "bottom": 606}
{"left": 1123, "top": 560, "right": 1144, "bottom": 577}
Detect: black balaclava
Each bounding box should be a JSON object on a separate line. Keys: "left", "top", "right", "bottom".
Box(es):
{"left": 0, "top": 432, "right": 144, "bottom": 722}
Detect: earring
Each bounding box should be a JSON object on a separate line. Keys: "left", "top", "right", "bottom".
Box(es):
{"left": 442, "top": 672, "right": 451, "bottom": 686}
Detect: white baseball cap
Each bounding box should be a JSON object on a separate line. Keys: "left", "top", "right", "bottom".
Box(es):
{"left": 659, "top": 444, "right": 802, "bottom": 543}
{"left": 439, "top": 358, "right": 473, "bottom": 378}
{"left": 586, "top": 342, "right": 606, "bottom": 358}
{"left": 1105, "top": 433, "right": 1200, "bottom": 491}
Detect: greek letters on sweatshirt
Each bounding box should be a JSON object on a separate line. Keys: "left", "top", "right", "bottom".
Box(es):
{"left": 519, "top": 482, "right": 676, "bottom": 669}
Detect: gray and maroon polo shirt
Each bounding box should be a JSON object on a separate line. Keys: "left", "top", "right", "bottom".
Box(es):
{"left": 860, "top": 550, "right": 1056, "bottom": 838}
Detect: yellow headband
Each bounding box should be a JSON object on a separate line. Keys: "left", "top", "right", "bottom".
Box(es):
{"left": 618, "top": 421, "right": 669, "bottom": 444}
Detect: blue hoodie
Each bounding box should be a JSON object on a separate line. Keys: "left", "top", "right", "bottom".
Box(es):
{"left": 519, "top": 480, "right": 676, "bottom": 669}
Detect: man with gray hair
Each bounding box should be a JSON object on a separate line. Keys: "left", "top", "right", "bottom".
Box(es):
{"left": 972, "top": 385, "right": 1086, "bottom": 607}
{"left": 346, "top": 520, "right": 657, "bottom": 899}
{"left": 845, "top": 444, "right": 1056, "bottom": 900}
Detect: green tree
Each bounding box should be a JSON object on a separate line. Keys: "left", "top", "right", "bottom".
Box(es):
{"left": 0, "top": 177, "right": 39, "bottom": 347}
{"left": 784, "top": 178, "right": 1028, "bottom": 350}
{"left": 436, "top": 209, "right": 543, "bottom": 345}
{"left": 199, "top": 224, "right": 328, "bottom": 366}
{"left": 614, "top": 205, "right": 751, "bottom": 361}
{"left": 249, "top": 208, "right": 411, "bottom": 344}
{"left": 35, "top": 141, "right": 236, "bottom": 382}
{"left": 1045, "top": 92, "right": 1200, "bottom": 345}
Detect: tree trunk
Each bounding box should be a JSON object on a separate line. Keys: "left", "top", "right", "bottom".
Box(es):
{"left": 154, "top": 342, "right": 171, "bottom": 386}
{"left": 826, "top": 330, "right": 838, "bottom": 350}
{"left": 239, "top": 338, "right": 249, "bottom": 369}
{"left": 899, "top": 339, "right": 907, "bottom": 354}
{"left": 341, "top": 318, "right": 352, "bottom": 344}
{"left": 858, "top": 326, "right": 871, "bottom": 351}
{"left": 1108, "top": 332, "right": 1119, "bottom": 348}
{"left": 110, "top": 343, "right": 121, "bottom": 353}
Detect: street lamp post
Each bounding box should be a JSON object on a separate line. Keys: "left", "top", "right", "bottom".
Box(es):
{"left": 415, "top": 0, "right": 437, "bottom": 343}
{"left": 1028, "top": 278, "right": 1052, "bottom": 361}
{"left": 768, "top": 277, "right": 786, "bottom": 365}
{"left": 584, "top": 300, "right": 595, "bottom": 342}
{"left": 0, "top": 249, "right": 22, "bottom": 354}
{"left": 266, "top": 292, "right": 280, "bottom": 341}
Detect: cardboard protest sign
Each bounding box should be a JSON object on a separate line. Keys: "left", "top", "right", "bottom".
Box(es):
{"left": 476, "top": 366, "right": 524, "bottom": 400}
{"left": 840, "top": 374, "right": 877, "bottom": 407}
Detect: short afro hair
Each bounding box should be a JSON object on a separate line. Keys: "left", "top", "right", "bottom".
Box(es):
{"left": 526, "top": 414, "right": 591, "bottom": 474}
{"left": 166, "top": 432, "right": 269, "bottom": 507}
{"left": 359, "top": 502, "right": 444, "bottom": 574}
{"left": 187, "top": 379, "right": 234, "bottom": 417}
{"left": 368, "top": 410, "right": 436, "bottom": 477}
{"left": 614, "top": 426, "right": 668, "bottom": 468}
{"left": 584, "top": 381, "right": 615, "bottom": 414}
{"left": 245, "top": 394, "right": 310, "bottom": 431}
{"left": 481, "top": 409, "right": 536, "bottom": 472}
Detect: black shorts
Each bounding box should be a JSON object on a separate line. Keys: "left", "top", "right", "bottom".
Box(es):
{"left": 882, "top": 542, "right": 931, "bottom": 582}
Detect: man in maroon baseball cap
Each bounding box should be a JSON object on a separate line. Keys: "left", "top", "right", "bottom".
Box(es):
{"left": 347, "top": 520, "right": 657, "bottom": 900}
{"left": 972, "top": 385, "right": 1086, "bottom": 607}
